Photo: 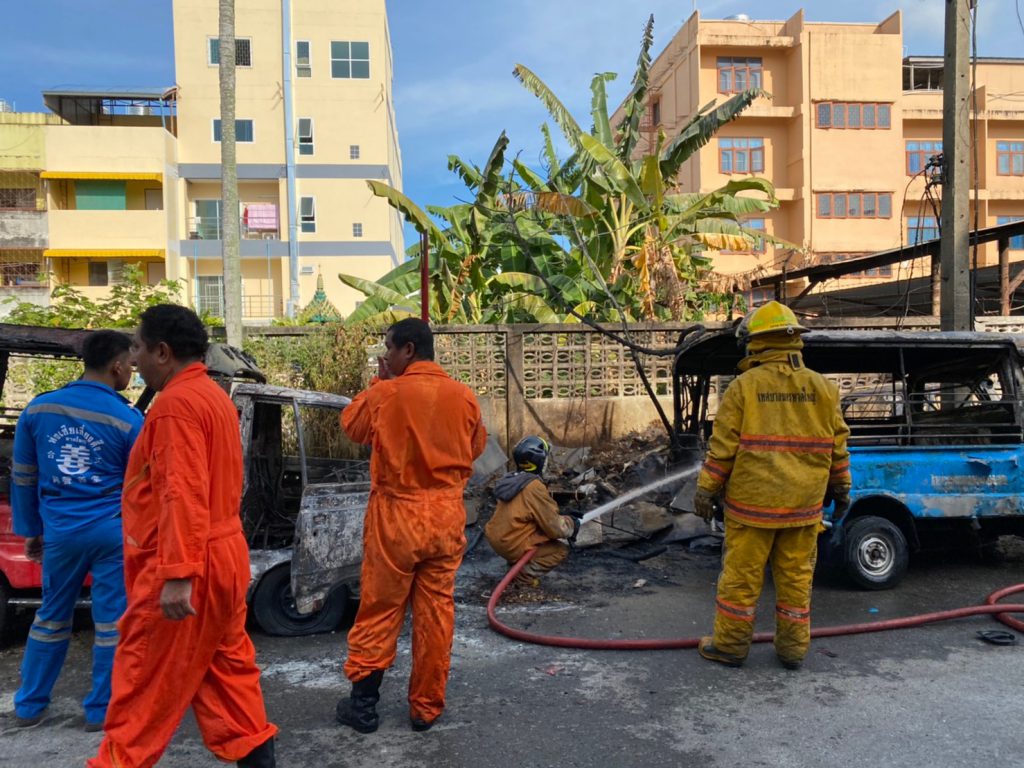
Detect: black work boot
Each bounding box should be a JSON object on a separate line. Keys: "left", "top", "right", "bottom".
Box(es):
{"left": 237, "top": 737, "right": 276, "bottom": 767}
{"left": 336, "top": 670, "right": 385, "bottom": 733}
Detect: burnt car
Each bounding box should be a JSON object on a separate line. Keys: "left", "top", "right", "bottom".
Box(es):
{"left": 672, "top": 327, "right": 1024, "bottom": 589}
{"left": 0, "top": 323, "right": 366, "bottom": 638}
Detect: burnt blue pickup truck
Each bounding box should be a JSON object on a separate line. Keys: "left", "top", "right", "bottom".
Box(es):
{"left": 672, "top": 327, "right": 1024, "bottom": 590}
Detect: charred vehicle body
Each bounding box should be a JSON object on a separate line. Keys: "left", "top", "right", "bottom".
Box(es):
{"left": 0, "top": 324, "right": 366, "bottom": 638}
{"left": 673, "top": 327, "right": 1024, "bottom": 589}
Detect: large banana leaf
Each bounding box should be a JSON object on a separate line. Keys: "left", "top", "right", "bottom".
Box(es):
{"left": 366, "top": 180, "right": 442, "bottom": 239}
{"left": 614, "top": 14, "right": 655, "bottom": 162}
{"left": 338, "top": 273, "right": 414, "bottom": 307}
{"left": 477, "top": 131, "right": 510, "bottom": 207}
{"left": 590, "top": 72, "right": 617, "bottom": 149}
{"left": 514, "top": 64, "right": 584, "bottom": 152}
{"left": 578, "top": 133, "right": 648, "bottom": 210}
{"left": 489, "top": 271, "right": 548, "bottom": 293}
{"left": 659, "top": 88, "right": 766, "bottom": 179}
{"left": 447, "top": 155, "right": 483, "bottom": 191}
{"left": 513, "top": 158, "right": 549, "bottom": 191}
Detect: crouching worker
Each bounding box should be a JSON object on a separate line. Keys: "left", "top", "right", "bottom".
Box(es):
{"left": 485, "top": 436, "right": 580, "bottom": 587}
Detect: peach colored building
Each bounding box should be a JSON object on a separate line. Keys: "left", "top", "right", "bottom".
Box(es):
{"left": 625, "top": 9, "right": 1024, "bottom": 309}
{"left": 0, "top": 0, "right": 403, "bottom": 322}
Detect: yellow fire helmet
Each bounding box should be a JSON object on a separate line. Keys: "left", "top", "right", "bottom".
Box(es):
{"left": 736, "top": 300, "right": 807, "bottom": 345}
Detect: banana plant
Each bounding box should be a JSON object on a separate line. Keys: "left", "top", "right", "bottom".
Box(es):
{"left": 512, "top": 14, "right": 778, "bottom": 320}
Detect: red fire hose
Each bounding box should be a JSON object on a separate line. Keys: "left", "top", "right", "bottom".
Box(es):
{"left": 486, "top": 548, "right": 1024, "bottom": 650}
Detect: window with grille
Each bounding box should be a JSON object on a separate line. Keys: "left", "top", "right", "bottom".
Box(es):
{"left": 296, "top": 40, "right": 311, "bottom": 77}
{"left": 908, "top": 216, "right": 940, "bottom": 243}
{"left": 352, "top": 222, "right": 363, "bottom": 238}
{"left": 298, "top": 118, "right": 314, "bottom": 155}
{"left": 0, "top": 253, "right": 44, "bottom": 286}
{"left": 209, "top": 38, "right": 252, "bottom": 67}
{"left": 196, "top": 275, "right": 224, "bottom": 317}
{"left": 300, "top": 197, "right": 316, "bottom": 233}
{"left": 906, "top": 140, "right": 942, "bottom": 175}
{"left": 717, "top": 57, "right": 762, "bottom": 94}
{"left": 0, "top": 188, "right": 36, "bottom": 209}
{"left": 349, "top": 144, "right": 360, "bottom": 160}
{"left": 997, "top": 141, "right": 1024, "bottom": 176}
{"left": 331, "top": 41, "right": 370, "bottom": 79}
{"left": 816, "top": 192, "right": 893, "bottom": 219}
{"left": 719, "top": 138, "right": 765, "bottom": 173}
{"left": 213, "top": 119, "right": 254, "bottom": 143}
{"left": 816, "top": 102, "right": 891, "bottom": 129}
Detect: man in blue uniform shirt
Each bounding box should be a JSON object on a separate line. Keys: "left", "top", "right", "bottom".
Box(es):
{"left": 11, "top": 330, "right": 143, "bottom": 730}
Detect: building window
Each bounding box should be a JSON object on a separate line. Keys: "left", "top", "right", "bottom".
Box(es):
{"left": 816, "top": 102, "right": 891, "bottom": 129}
{"left": 213, "top": 119, "right": 254, "bottom": 143}
{"left": 997, "top": 141, "right": 1024, "bottom": 176}
{"left": 717, "top": 57, "right": 762, "bottom": 94}
{"left": 331, "top": 41, "right": 370, "bottom": 79}
{"left": 349, "top": 144, "right": 360, "bottom": 160}
{"left": 88, "top": 261, "right": 108, "bottom": 287}
{"left": 996, "top": 216, "right": 1024, "bottom": 249}
{"left": 819, "top": 253, "right": 892, "bottom": 279}
{"left": 744, "top": 287, "right": 775, "bottom": 308}
{"left": 650, "top": 99, "right": 661, "bottom": 127}
{"left": 0, "top": 253, "right": 45, "bottom": 286}
{"left": 352, "top": 222, "right": 363, "bottom": 238}
{"left": 208, "top": 37, "right": 252, "bottom": 67}
{"left": 298, "top": 118, "right": 314, "bottom": 155}
{"left": 906, "top": 140, "right": 942, "bottom": 175}
{"left": 300, "top": 196, "right": 316, "bottom": 233}
{"left": 903, "top": 61, "right": 944, "bottom": 91}
{"left": 816, "top": 192, "right": 893, "bottom": 219}
{"left": 719, "top": 138, "right": 765, "bottom": 173}
{"left": 0, "top": 188, "right": 36, "bottom": 210}
{"left": 196, "top": 275, "right": 225, "bottom": 317}
{"left": 296, "top": 40, "right": 311, "bottom": 77}
{"left": 908, "top": 216, "right": 940, "bottom": 244}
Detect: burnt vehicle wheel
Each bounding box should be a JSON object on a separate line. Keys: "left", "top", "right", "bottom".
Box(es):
{"left": 843, "top": 516, "right": 909, "bottom": 590}
{"left": 252, "top": 564, "right": 351, "bottom": 637}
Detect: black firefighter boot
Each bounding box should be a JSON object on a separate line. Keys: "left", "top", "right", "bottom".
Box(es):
{"left": 236, "top": 737, "right": 276, "bottom": 768}
{"left": 336, "top": 670, "right": 385, "bottom": 733}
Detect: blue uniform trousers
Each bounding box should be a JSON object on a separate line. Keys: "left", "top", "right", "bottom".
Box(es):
{"left": 14, "top": 518, "right": 126, "bottom": 725}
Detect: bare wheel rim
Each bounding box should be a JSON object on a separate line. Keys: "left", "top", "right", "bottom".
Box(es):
{"left": 857, "top": 533, "right": 895, "bottom": 578}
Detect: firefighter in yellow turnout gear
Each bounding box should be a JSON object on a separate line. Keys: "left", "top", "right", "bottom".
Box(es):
{"left": 694, "top": 302, "right": 851, "bottom": 669}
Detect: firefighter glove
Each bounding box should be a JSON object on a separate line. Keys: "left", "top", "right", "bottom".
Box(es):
{"left": 694, "top": 488, "right": 719, "bottom": 522}
{"left": 830, "top": 485, "right": 851, "bottom": 521}
{"left": 568, "top": 517, "right": 581, "bottom": 544}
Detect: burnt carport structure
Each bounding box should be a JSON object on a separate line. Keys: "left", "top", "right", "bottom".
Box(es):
{"left": 753, "top": 219, "right": 1024, "bottom": 317}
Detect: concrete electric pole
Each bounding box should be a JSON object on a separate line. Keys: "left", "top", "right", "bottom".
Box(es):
{"left": 939, "top": 0, "right": 972, "bottom": 331}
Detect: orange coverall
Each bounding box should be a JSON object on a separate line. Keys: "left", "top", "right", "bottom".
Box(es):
{"left": 341, "top": 360, "right": 486, "bottom": 724}
{"left": 89, "top": 364, "right": 276, "bottom": 768}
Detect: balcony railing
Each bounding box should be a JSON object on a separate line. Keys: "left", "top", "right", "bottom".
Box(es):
{"left": 187, "top": 208, "right": 281, "bottom": 241}
{"left": 195, "top": 293, "right": 282, "bottom": 319}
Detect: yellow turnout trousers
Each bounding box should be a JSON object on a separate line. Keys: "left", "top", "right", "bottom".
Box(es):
{"left": 712, "top": 519, "right": 819, "bottom": 663}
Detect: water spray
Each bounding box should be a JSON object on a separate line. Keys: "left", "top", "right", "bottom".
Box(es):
{"left": 579, "top": 462, "right": 701, "bottom": 525}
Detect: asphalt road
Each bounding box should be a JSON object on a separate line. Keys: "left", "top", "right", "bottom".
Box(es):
{"left": 2, "top": 535, "right": 1023, "bottom": 767}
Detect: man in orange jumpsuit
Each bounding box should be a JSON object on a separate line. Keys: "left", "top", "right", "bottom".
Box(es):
{"left": 337, "top": 318, "right": 486, "bottom": 734}
{"left": 89, "top": 305, "right": 277, "bottom": 768}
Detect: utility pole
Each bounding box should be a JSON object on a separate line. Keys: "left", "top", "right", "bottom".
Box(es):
{"left": 939, "top": 0, "right": 971, "bottom": 331}
{"left": 220, "top": 0, "right": 243, "bottom": 346}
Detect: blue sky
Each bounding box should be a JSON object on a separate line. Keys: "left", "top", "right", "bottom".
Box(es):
{"left": 2, "top": 1, "right": 1020, "bottom": 250}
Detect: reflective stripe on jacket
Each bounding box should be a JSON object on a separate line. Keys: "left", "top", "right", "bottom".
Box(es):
{"left": 697, "top": 346, "right": 851, "bottom": 529}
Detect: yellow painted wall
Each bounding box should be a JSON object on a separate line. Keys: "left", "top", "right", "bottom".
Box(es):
{"left": 48, "top": 210, "right": 166, "bottom": 251}
{"left": 43, "top": 126, "right": 167, "bottom": 173}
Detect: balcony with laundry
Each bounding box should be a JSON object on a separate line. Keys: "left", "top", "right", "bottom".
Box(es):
{"left": 187, "top": 201, "right": 281, "bottom": 241}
